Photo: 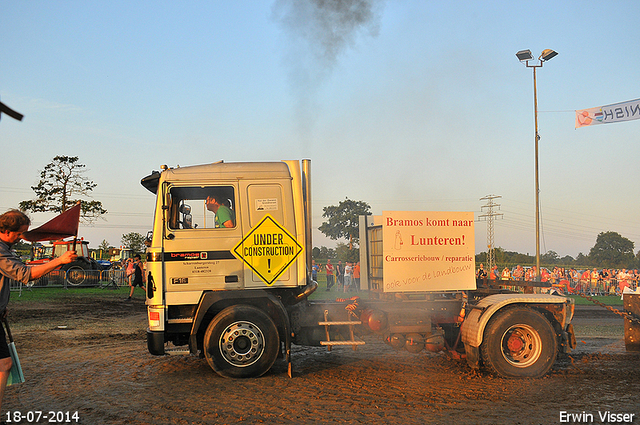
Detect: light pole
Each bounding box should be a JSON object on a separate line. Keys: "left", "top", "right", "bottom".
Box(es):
{"left": 516, "top": 49, "right": 558, "bottom": 281}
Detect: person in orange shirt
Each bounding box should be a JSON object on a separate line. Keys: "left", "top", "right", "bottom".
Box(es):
{"left": 618, "top": 269, "right": 630, "bottom": 294}
{"left": 539, "top": 268, "right": 550, "bottom": 285}
{"left": 353, "top": 262, "right": 360, "bottom": 292}
{"left": 590, "top": 268, "right": 600, "bottom": 296}
{"left": 580, "top": 270, "right": 591, "bottom": 294}
{"left": 490, "top": 265, "right": 499, "bottom": 280}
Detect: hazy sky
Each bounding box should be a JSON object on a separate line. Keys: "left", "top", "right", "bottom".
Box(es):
{"left": 2, "top": 1, "right": 639, "bottom": 258}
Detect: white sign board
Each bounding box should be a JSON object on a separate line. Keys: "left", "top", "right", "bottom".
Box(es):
{"left": 382, "top": 211, "right": 476, "bottom": 292}
{"left": 255, "top": 198, "right": 278, "bottom": 211}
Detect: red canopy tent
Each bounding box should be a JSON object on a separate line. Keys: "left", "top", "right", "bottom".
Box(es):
{"left": 22, "top": 202, "right": 81, "bottom": 243}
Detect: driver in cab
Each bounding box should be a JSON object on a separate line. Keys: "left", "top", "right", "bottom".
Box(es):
{"left": 205, "top": 195, "right": 235, "bottom": 228}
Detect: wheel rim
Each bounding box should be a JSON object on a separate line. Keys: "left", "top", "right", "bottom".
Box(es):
{"left": 218, "top": 321, "right": 265, "bottom": 368}
{"left": 66, "top": 266, "right": 85, "bottom": 286}
{"left": 500, "top": 323, "right": 542, "bottom": 368}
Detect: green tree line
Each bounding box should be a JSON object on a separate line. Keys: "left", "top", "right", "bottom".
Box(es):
{"left": 315, "top": 198, "right": 640, "bottom": 270}
{"left": 475, "top": 231, "right": 639, "bottom": 270}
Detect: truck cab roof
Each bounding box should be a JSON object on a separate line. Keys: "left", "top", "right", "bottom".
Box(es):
{"left": 141, "top": 161, "right": 294, "bottom": 194}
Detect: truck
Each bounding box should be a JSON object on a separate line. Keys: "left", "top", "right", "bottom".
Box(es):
{"left": 109, "top": 248, "right": 135, "bottom": 269}
{"left": 140, "top": 159, "right": 576, "bottom": 379}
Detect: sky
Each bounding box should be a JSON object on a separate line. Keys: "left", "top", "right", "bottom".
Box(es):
{"left": 1, "top": 0, "right": 640, "bottom": 258}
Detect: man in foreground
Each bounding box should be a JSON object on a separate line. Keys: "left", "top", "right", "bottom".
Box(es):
{"left": 0, "top": 209, "right": 78, "bottom": 422}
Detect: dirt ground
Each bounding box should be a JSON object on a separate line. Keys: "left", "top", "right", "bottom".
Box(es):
{"left": 3, "top": 293, "right": 640, "bottom": 425}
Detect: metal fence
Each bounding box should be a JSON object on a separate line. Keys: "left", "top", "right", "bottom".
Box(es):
{"left": 490, "top": 276, "right": 637, "bottom": 296}
{"left": 9, "top": 269, "right": 129, "bottom": 292}
{"left": 11, "top": 269, "right": 635, "bottom": 297}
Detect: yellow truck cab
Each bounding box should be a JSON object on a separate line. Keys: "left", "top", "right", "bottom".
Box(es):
{"left": 141, "top": 160, "right": 314, "bottom": 378}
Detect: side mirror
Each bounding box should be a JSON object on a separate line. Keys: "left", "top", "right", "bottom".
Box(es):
{"left": 183, "top": 214, "right": 193, "bottom": 229}
{"left": 180, "top": 204, "right": 193, "bottom": 228}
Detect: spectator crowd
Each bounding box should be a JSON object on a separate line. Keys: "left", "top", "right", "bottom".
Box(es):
{"left": 477, "top": 263, "right": 638, "bottom": 296}
{"left": 312, "top": 260, "right": 361, "bottom": 292}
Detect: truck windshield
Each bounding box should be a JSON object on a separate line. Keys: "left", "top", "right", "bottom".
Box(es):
{"left": 168, "top": 186, "right": 236, "bottom": 230}
{"left": 53, "top": 242, "right": 89, "bottom": 258}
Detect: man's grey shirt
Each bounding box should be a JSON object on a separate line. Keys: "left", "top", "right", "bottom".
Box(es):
{"left": 0, "top": 240, "right": 31, "bottom": 312}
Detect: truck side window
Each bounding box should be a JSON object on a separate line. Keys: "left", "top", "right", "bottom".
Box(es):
{"left": 168, "top": 186, "right": 236, "bottom": 230}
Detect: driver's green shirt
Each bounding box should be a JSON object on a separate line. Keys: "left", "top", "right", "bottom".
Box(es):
{"left": 215, "top": 205, "right": 235, "bottom": 228}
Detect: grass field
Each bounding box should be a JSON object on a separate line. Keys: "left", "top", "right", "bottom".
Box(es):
{"left": 9, "top": 282, "right": 625, "bottom": 306}
{"left": 10, "top": 286, "right": 127, "bottom": 304}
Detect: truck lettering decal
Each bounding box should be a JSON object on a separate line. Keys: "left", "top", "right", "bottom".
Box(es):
{"left": 385, "top": 255, "right": 440, "bottom": 262}
{"left": 385, "top": 216, "right": 474, "bottom": 227}
{"left": 410, "top": 235, "right": 465, "bottom": 246}
{"left": 148, "top": 251, "right": 236, "bottom": 262}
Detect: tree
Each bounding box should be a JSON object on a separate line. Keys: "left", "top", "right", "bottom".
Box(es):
{"left": 560, "top": 255, "right": 575, "bottom": 265}
{"left": 541, "top": 250, "right": 560, "bottom": 264}
{"left": 12, "top": 241, "right": 32, "bottom": 259}
{"left": 98, "top": 239, "right": 110, "bottom": 252}
{"left": 575, "top": 252, "right": 587, "bottom": 267}
{"left": 97, "top": 239, "right": 110, "bottom": 260}
{"left": 588, "top": 231, "right": 635, "bottom": 268}
{"left": 19, "top": 155, "right": 107, "bottom": 223}
{"left": 318, "top": 198, "right": 371, "bottom": 248}
{"left": 121, "top": 232, "right": 146, "bottom": 255}
{"left": 312, "top": 246, "right": 335, "bottom": 260}
{"left": 335, "top": 242, "right": 359, "bottom": 263}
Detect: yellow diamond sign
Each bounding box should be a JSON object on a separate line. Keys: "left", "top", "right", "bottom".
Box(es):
{"left": 232, "top": 214, "right": 303, "bottom": 285}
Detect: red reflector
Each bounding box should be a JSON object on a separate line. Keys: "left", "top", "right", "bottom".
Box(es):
{"left": 150, "top": 311, "right": 160, "bottom": 321}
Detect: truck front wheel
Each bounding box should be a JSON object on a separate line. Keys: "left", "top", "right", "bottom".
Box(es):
{"left": 480, "top": 306, "right": 557, "bottom": 378}
{"left": 203, "top": 305, "right": 279, "bottom": 378}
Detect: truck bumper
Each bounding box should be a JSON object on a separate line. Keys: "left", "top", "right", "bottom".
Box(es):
{"left": 147, "top": 329, "right": 165, "bottom": 355}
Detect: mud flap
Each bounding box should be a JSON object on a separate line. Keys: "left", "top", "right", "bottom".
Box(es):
{"left": 561, "top": 323, "right": 576, "bottom": 353}
{"left": 623, "top": 293, "right": 640, "bottom": 352}
{"left": 464, "top": 343, "right": 480, "bottom": 369}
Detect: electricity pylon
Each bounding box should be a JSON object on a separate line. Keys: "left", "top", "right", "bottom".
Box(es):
{"left": 478, "top": 195, "right": 503, "bottom": 277}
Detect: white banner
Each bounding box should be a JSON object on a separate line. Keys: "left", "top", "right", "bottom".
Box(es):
{"left": 576, "top": 98, "right": 640, "bottom": 128}
{"left": 382, "top": 211, "right": 475, "bottom": 292}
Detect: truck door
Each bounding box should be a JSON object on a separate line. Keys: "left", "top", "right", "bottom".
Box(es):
{"left": 239, "top": 180, "right": 299, "bottom": 288}
{"left": 162, "top": 184, "right": 244, "bottom": 299}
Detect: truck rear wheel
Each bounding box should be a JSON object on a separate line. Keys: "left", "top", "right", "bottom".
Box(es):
{"left": 203, "top": 305, "right": 279, "bottom": 378}
{"left": 480, "top": 306, "right": 557, "bottom": 378}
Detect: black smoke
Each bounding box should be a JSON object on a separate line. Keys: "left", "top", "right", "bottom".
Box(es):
{"left": 273, "top": 0, "right": 384, "bottom": 66}
{"left": 272, "top": 0, "right": 385, "bottom": 140}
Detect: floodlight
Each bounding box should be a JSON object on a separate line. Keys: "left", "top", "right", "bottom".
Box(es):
{"left": 516, "top": 49, "right": 533, "bottom": 61}
{"left": 515, "top": 47, "right": 557, "bottom": 282}
{"left": 539, "top": 49, "right": 558, "bottom": 61}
